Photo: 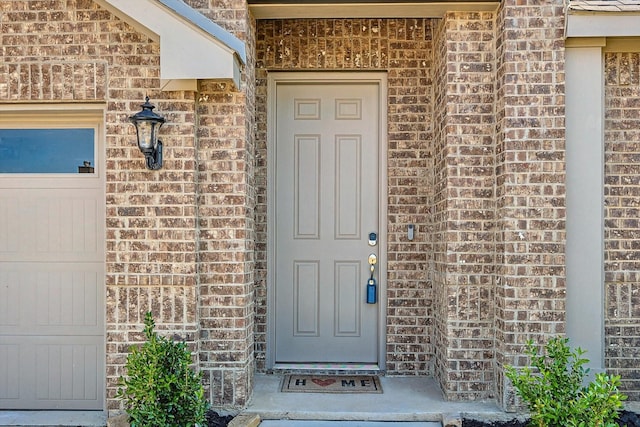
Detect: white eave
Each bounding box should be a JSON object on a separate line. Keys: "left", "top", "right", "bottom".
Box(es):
{"left": 94, "top": 0, "right": 246, "bottom": 91}
{"left": 566, "top": 0, "right": 640, "bottom": 38}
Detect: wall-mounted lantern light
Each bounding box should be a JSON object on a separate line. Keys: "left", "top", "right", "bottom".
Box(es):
{"left": 129, "top": 96, "right": 166, "bottom": 170}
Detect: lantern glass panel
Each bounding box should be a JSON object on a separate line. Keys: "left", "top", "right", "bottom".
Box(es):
{"left": 136, "top": 121, "right": 154, "bottom": 150}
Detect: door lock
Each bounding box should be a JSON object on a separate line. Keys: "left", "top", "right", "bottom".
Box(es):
{"left": 368, "top": 253, "right": 377, "bottom": 266}
{"left": 368, "top": 232, "right": 377, "bottom": 246}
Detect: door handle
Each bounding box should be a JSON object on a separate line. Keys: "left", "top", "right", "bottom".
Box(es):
{"left": 367, "top": 253, "right": 377, "bottom": 304}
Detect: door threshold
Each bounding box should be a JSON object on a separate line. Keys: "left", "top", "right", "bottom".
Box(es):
{"left": 273, "top": 363, "right": 382, "bottom": 372}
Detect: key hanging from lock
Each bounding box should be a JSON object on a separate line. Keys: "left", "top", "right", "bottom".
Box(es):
{"left": 367, "top": 253, "right": 377, "bottom": 304}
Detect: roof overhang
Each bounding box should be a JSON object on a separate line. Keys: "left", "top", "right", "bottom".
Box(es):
{"left": 566, "top": 1, "right": 640, "bottom": 38}
{"left": 94, "top": 0, "right": 246, "bottom": 91}
{"left": 249, "top": 1, "right": 500, "bottom": 19}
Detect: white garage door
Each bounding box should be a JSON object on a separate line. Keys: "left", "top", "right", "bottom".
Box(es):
{"left": 0, "top": 114, "right": 104, "bottom": 410}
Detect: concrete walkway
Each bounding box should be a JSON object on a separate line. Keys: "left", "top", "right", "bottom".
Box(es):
{"left": 244, "top": 374, "right": 511, "bottom": 425}
{"left": 0, "top": 411, "right": 106, "bottom": 426}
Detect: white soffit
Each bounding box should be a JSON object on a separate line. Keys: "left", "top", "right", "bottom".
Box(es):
{"left": 95, "top": 0, "right": 246, "bottom": 90}
{"left": 249, "top": 2, "right": 499, "bottom": 19}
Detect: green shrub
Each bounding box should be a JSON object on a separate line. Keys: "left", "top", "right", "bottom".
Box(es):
{"left": 505, "top": 337, "right": 626, "bottom": 427}
{"left": 117, "top": 312, "right": 208, "bottom": 427}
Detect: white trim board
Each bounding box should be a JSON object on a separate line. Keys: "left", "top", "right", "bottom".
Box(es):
{"left": 250, "top": 2, "right": 499, "bottom": 19}
{"left": 566, "top": 13, "right": 640, "bottom": 38}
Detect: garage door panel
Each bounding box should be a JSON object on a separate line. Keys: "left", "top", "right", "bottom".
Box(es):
{"left": 0, "top": 344, "right": 20, "bottom": 400}
{"left": 35, "top": 269, "right": 100, "bottom": 331}
{"left": 0, "top": 189, "right": 100, "bottom": 263}
{"left": 0, "top": 272, "right": 20, "bottom": 327}
{"left": 0, "top": 199, "right": 19, "bottom": 254}
{"left": 0, "top": 265, "right": 102, "bottom": 335}
{"left": 36, "top": 342, "right": 99, "bottom": 401}
{"left": 0, "top": 337, "right": 103, "bottom": 410}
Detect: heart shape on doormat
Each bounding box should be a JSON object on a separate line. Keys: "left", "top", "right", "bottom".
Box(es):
{"left": 281, "top": 375, "right": 383, "bottom": 393}
{"left": 311, "top": 378, "right": 337, "bottom": 387}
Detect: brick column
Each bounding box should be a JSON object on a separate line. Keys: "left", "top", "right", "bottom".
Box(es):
{"left": 431, "top": 12, "right": 497, "bottom": 400}
{"left": 195, "top": 82, "right": 255, "bottom": 409}
{"left": 185, "top": 0, "right": 257, "bottom": 410}
{"left": 493, "top": 0, "right": 566, "bottom": 409}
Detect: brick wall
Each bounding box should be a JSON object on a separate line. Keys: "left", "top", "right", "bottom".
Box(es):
{"left": 254, "top": 18, "right": 434, "bottom": 375}
{"left": 431, "top": 11, "right": 497, "bottom": 401}
{"left": 493, "top": 0, "right": 566, "bottom": 408}
{"left": 0, "top": 0, "right": 255, "bottom": 411}
{"left": 604, "top": 50, "right": 640, "bottom": 400}
{"left": 105, "top": 84, "right": 201, "bottom": 410}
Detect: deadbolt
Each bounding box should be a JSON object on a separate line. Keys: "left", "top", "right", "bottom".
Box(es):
{"left": 368, "top": 253, "right": 377, "bottom": 265}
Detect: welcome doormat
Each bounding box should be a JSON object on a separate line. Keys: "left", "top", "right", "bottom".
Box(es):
{"left": 281, "top": 375, "right": 383, "bottom": 394}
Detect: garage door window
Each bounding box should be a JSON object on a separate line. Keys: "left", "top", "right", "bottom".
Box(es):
{"left": 0, "top": 128, "right": 95, "bottom": 174}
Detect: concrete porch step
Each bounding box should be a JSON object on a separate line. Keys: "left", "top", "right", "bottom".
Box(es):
{"left": 259, "top": 421, "right": 440, "bottom": 426}
{"left": 246, "top": 374, "right": 504, "bottom": 426}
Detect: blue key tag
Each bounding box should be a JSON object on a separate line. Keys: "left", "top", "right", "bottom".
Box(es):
{"left": 366, "top": 278, "right": 377, "bottom": 304}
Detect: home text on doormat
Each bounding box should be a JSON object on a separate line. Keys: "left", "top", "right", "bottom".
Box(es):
{"left": 280, "top": 375, "right": 383, "bottom": 394}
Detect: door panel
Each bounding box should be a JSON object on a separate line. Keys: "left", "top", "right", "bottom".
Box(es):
{"left": 293, "top": 261, "right": 319, "bottom": 336}
{"left": 335, "top": 135, "right": 362, "bottom": 238}
{"left": 275, "top": 81, "right": 380, "bottom": 364}
{"left": 294, "top": 136, "right": 320, "bottom": 239}
{"left": 335, "top": 261, "right": 361, "bottom": 337}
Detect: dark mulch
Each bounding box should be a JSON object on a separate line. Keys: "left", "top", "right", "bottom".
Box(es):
{"left": 206, "top": 410, "right": 234, "bottom": 427}
{"left": 462, "top": 419, "right": 528, "bottom": 427}
{"left": 463, "top": 410, "right": 640, "bottom": 427}
{"left": 619, "top": 410, "right": 640, "bottom": 427}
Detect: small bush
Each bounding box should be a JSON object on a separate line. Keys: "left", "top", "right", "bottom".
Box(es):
{"left": 117, "top": 312, "right": 208, "bottom": 427}
{"left": 506, "top": 337, "right": 626, "bottom": 427}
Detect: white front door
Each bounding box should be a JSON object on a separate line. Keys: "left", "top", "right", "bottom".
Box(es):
{"left": 270, "top": 74, "right": 386, "bottom": 365}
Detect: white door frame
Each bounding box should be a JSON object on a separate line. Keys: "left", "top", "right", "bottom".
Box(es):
{"left": 266, "top": 71, "right": 388, "bottom": 369}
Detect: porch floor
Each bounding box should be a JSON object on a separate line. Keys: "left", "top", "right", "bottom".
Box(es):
{"left": 0, "top": 376, "right": 517, "bottom": 426}
{"left": 245, "top": 374, "right": 513, "bottom": 424}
